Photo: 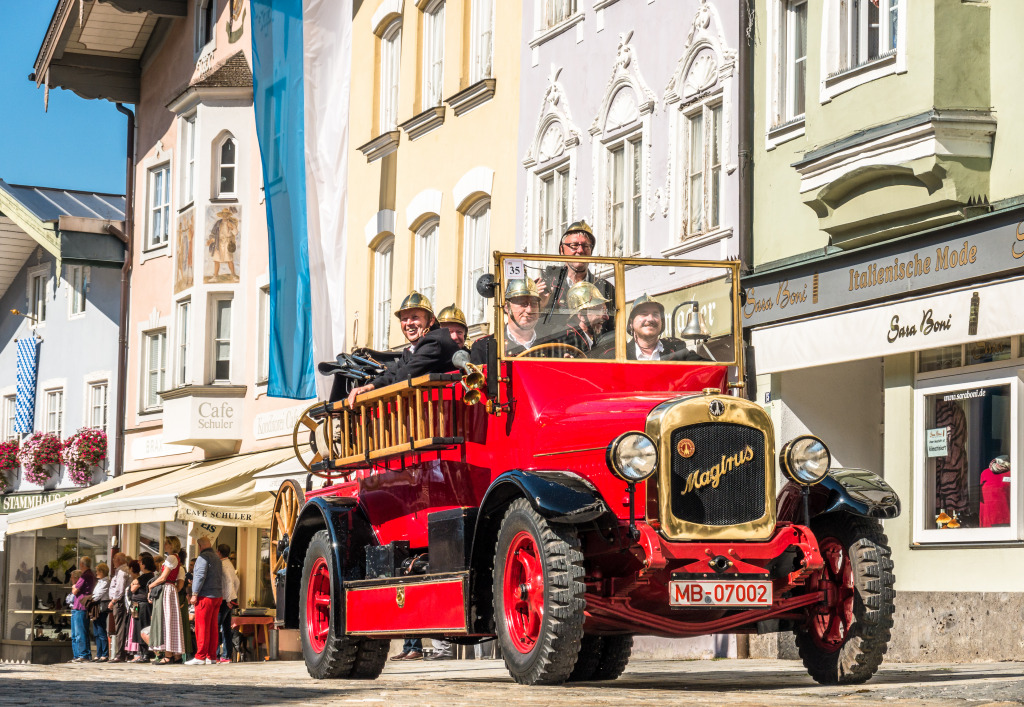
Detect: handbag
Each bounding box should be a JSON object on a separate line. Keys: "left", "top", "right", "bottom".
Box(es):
{"left": 87, "top": 599, "right": 102, "bottom": 622}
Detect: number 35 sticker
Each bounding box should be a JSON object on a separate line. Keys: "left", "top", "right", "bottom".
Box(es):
{"left": 504, "top": 258, "right": 525, "bottom": 281}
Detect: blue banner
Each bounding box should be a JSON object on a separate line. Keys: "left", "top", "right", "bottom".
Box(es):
{"left": 251, "top": 0, "right": 316, "bottom": 399}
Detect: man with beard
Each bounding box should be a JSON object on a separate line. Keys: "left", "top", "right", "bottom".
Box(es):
{"left": 470, "top": 277, "right": 551, "bottom": 363}
{"left": 563, "top": 281, "right": 615, "bottom": 355}
{"left": 347, "top": 292, "right": 459, "bottom": 407}
{"left": 535, "top": 220, "right": 614, "bottom": 338}
{"left": 623, "top": 294, "right": 702, "bottom": 361}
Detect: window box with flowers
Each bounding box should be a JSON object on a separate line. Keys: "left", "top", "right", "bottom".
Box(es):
{"left": 16, "top": 432, "right": 62, "bottom": 489}
{"left": 0, "top": 439, "right": 17, "bottom": 493}
{"left": 61, "top": 428, "right": 108, "bottom": 486}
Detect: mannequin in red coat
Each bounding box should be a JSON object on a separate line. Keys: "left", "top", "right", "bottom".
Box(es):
{"left": 979, "top": 455, "right": 1011, "bottom": 527}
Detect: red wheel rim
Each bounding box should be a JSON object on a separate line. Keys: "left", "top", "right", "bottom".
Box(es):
{"left": 502, "top": 530, "right": 545, "bottom": 654}
{"left": 306, "top": 556, "right": 331, "bottom": 653}
{"left": 807, "top": 537, "right": 855, "bottom": 652}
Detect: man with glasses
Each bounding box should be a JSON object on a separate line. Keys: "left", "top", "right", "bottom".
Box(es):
{"left": 536, "top": 220, "right": 615, "bottom": 339}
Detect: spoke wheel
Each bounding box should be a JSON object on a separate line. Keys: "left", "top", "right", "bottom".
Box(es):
{"left": 270, "top": 479, "right": 304, "bottom": 602}
{"left": 795, "top": 515, "right": 895, "bottom": 685}
{"left": 292, "top": 402, "right": 334, "bottom": 476}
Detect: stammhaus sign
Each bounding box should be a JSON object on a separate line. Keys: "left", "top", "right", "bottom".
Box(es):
{"left": 160, "top": 385, "right": 246, "bottom": 453}
{"left": 1, "top": 491, "right": 74, "bottom": 514}
{"left": 742, "top": 207, "right": 1024, "bottom": 328}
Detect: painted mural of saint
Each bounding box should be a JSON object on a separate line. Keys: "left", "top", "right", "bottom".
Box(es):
{"left": 204, "top": 206, "right": 241, "bottom": 283}
{"left": 174, "top": 209, "right": 195, "bottom": 293}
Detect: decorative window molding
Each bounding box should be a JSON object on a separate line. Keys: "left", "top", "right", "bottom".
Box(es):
{"left": 589, "top": 32, "right": 656, "bottom": 257}
{"left": 364, "top": 210, "right": 397, "bottom": 246}
{"left": 453, "top": 166, "right": 494, "bottom": 211}
{"left": 819, "top": 0, "right": 906, "bottom": 104}
{"left": 530, "top": 1, "right": 584, "bottom": 50}
{"left": 357, "top": 130, "right": 401, "bottom": 163}
{"left": 445, "top": 78, "right": 496, "bottom": 116}
{"left": 214, "top": 132, "right": 238, "bottom": 199}
{"left": 399, "top": 105, "right": 445, "bottom": 141}
{"left": 372, "top": 0, "right": 405, "bottom": 35}
{"left": 406, "top": 189, "right": 443, "bottom": 230}
{"left": 665, "top": 0, "right": 737, "bottom": 243}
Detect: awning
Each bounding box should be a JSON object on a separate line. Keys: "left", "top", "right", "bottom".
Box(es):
{"left": 251, "top": 447, "right": 327, "bottom": 493}
{"left": 5, "top": 463, "right": 189, "bottom": 534}
{"left": 65, "top": 447, "right": 295, "bottom": 530}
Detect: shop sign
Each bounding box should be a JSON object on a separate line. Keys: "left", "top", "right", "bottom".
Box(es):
{"left": 162, "top": 392, "right": 244, "bottom": 446}
{"left": 131, "top": 434, "right": 194, "bottom": 461}
{"left": 926, "top": 428, "right": 948, "bottom": 458}
{"left": 1, "top": 490, "right": 75, "bottom": 514}
{"left": 743, "top": 209, "right": 1024, "bottom": 328}
{"left": 253, "top": 402, "right": 311, "bottom": 440}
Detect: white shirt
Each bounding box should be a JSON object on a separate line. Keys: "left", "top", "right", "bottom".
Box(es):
{"left": 220, "top": 557, "right": 239, "bottom": 601}
{"left": 108, "top": 564, "right": 129, "bottom": 600}
{"left": 635, "top": 339, "right": 664, "bottom": 361}
{"left": 506, "top": 325, "right": 537, "bottom": 351}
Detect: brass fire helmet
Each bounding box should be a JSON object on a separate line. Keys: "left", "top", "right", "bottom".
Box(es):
{"left": 394, "top": 291, "right": 435, "bottom": 319}
{"left": 437, "top": 303, "right": 467, "bottom": 328}
{"left": 566, "top": 281, "right": 611, "bottom": 313}
{"left": 504, "top": 277, "right": 540, "bottom": 300}
{"left": 627, "top": 294, "right": 665, "bottom": 336}
{"left": 562, "top": 219, "right": 596, "bottom": 247}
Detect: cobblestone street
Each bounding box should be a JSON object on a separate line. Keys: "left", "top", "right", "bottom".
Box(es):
{"left": 1, "top": 658, "right": 1022, "bottom": 706}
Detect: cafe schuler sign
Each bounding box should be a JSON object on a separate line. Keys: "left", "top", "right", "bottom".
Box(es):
{"left": 742, "top": 207, "right": 1024, "bottom": 328}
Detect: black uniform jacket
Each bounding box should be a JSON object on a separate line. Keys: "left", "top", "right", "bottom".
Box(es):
{"left": 624, "top": 337, "right": 704, "bottom": 361}
{"left": 370, "top": 326, "right": 460, "bottom": 388}
{"left": 536, "top": 265, "right": 616, "bottom": 339}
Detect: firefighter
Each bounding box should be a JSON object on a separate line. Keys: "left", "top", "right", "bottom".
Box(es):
{"left": 470, "top": 277, "right": 548, "bottom": 363}
{"left": 437, "top": 303, "right": 470, "bottom": 352}
{"left": 535, "top": 220, "right": 615, "bottom": 337}
{"left": 346, "top": 291, "right": 460, "bottom": 406}
{"left": 623, "top": 294, "right": 702, "bottom": 361}
{"left": 563, "top": 281, "right": 615, "bottom": 355}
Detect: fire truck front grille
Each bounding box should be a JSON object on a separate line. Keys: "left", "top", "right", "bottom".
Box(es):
{"left": 669, "top": 423, "right": 766, "bottom": 526}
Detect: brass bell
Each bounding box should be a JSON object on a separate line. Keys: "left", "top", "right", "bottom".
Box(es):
{"left": 680, "top": 304, "right": 710, "bottom": 342}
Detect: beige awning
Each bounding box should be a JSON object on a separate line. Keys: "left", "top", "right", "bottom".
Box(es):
{"left": 65, "top": 447, "right": 296, "bottom": 530}
{"left": 5, "top": 463, "right": 190, "bottom": 534}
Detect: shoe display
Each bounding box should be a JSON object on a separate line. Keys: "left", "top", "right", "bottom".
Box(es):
{"left": 400, "top": 651, "right": 424, "bottom": 661}
{"left": 389, "top": 650, "right": 410, "bottom": 661}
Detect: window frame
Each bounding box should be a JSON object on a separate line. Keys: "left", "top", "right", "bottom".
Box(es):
{"left": 87, "top": 381, "right": 109, "bottom": 429}
{"left": 602, "top": 132, "right": 644, "bottom": 257}
{"left": 216, "top": 135, "right": 238, "bottom": 199}
{"left": 182, "top": 114, "right": 197, "bottom": 206}
{"left": 820, "top": 0, "right": 906, "bottom": 103}
{"left": 421, "top": 0, "right": 446, "bottom": 110}
{"left": 175, "top": 299, "right": 191, "bottom": 387}
{"left": 681, "top": 100, "right": 724, "bottom": 239}
{"left": 142, "top": 329, "right": 168, "bottom": 413}
{"left": 44, "top": 388, "right": 64, "bottom": 438}
{"left": 535, "top": 162, "right": 571, "bottom": 255}
{"left": 780, "top": 0, "right": 808, "bottom": 124}
{"left": 257, "top": 286, "right": 271, "bottom": 385}
{"left": 195, "top": 0, "right": 217, "bottom": 55}
{"left": 29, "top": 270, "right": 48, "bottom": 325}
{"left": 67, "top": 265, "right": 88, "bottom": 317}
{"left": 413, "top": 218, "right": 439, "bottom": 306}
{"left": 208, "top": 295, "right": 234, "bottom": 384}
{"left": 462, "top": 199, "right": 491, "bottom": 327}
{"left": 372, "top": 237, "right": 395, "bottom": 350}
{"left": 470, "top": 0, "right": 495, "bottom": 83}
{"left": 379, "top": 19, "right": 403, "bottom": 134}
{"left": 148, "top": 163, "right": 172, "bottom": 250}
{"left": 2, "top": 395, "right": 17, "bottom": 441}
{"left": 538, "top": 0, "right": 578, "bottom": 32}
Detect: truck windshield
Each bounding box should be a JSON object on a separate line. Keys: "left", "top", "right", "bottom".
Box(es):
{"left": 493, "top": 254, "right": 738, "bottom": 366}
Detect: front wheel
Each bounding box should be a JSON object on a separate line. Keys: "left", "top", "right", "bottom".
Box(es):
{"left": 795, "top": 515, "right": 895, "bottom": 685}
{"left": 492, "top": 499, "right": 586, "bottom": 685}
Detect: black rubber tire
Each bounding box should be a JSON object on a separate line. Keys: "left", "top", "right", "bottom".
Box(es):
{"left": 566, "top": 635, "right": 603, "bottom": 682}
{"left": 592, "top": 635, "right": 632, "bottom": 681}
{"left": 300, "top": 530, "right": 384, "bottom": 680}
{"left": 795, "top": 515, "right": 895, "bottom": 685}
{"left": 492, "top": 499, "right": 586, "bottom": 685}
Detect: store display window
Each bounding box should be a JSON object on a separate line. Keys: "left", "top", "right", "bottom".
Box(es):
{"left": 913, "top": 374, "right": 1020, "bottom": 544}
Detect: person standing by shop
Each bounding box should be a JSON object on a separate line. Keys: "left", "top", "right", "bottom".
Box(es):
{"left": 147, "top": 537, "right": 186, "bottom": 665}
{"left": 217, "top": 543, "right": 239, "bottom": 664}
{"left": 107, "top": 553, "right": 130, "bottom": 662}
{"left": 186, "top": 536, "right": 223, "bottom": 665}
{"left": 90, "top": 563, "right": 111, "bottom": 662}
{"left": 127, "top": 557, "right": 153, "bottom": 662}
{"left": 69, "top": 556, "right": 96, "bottom": 663}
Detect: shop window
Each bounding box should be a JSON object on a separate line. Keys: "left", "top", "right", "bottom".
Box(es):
{"left": 915, "top": 376, "right": 1020, "bottom": 544}
{"left": 88, "top": 381, "right": 108, "bottom": 428}
{"left": 919, "top": 338, "right": 1019, "bottom": 374}
{"left": 421, "top": 0, "right": 445, "bottom": 110}
{"left": 139, "top": 522, "right": 162, "bottom": 557}
{"left": 256, "top": 527, "right": 275, "bottom": 608}
{"left": 2, "top": 395, "right": 16, "bottom": 441}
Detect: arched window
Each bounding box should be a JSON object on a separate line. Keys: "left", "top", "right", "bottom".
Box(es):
{"left": 216, "top": 136, "right": 237, "bottom": 198}
{"left": 372, "top": 236, "right": 395, "bottom": 349}
{"left": 414, "top": 218, "right": 439, "bottom": 304}
{"left": 380, "top": 20, "right": 403, "bottom": 133}
{"left": 462, "top": 199, "right": 490, "bottom": 326}
{"left": 421, "top": 0, "right": 445, "bottom": 110}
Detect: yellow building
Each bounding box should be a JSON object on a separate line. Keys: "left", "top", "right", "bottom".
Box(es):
{"left": 348, "top": 0, "right": 521, "bottom": 348}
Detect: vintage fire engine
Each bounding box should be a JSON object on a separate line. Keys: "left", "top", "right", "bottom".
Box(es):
{"left": 271, "top": 253, "right": 899, "bottom": 686}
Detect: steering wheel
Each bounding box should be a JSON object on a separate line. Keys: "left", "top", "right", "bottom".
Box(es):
{"left": 516, "top": 342, "right": 588, "bottom": 359}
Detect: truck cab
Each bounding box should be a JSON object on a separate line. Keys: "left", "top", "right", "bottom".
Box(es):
{"left": 274, "top": 253, "right": 900, "bottom": 686}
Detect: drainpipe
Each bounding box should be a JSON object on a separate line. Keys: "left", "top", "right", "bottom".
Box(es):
{"left": 737, "top": 0, "right": 757, "bottom": 406}
{"left": 113, "top": 103, "right": 135, "bottom": 479}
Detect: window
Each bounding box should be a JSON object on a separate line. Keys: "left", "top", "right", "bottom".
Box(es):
{"left": 2, "top": 396, "right": 16, "bottom": 441}
{"left": 541, "top": 0, "right": 577, "bottom": 30}
{"left": 685, "top": 103, "right": 723, "bottom": 236}
{"left": 422, "top": 1, "right": 445, "bottom": 110}
{"left": 196, "top": 0, "right": 216, "bottom": 52}
{"left": 380, "top": 20, "right": 403, "bottom": 134}
{"left": 149, "top": 164, "right": 171, "bottom": 248}
{"left": 470, "top": 0, "right": 495, "bottom": 83}
{"left": 606, "top": 136, "right": 643, "bottom": 257}
{"left": 67, "top": 265, "right": 87, "bottom": 316}
{"left": 373, "top": 239, "right": 394, "bottom": 350}
{"left": 781, "top": 0, "right": 808, "bottom": 121}
{"left": 176, "top": 300, "right": 191, "bottom": 386}
{"left": 211, "top": 297, "right": 233, "bottom": 382}
{"left": 218, "top": 137, "right": 237, "bottom": 197}
{"left": 537, "top": 166, "right": 570, "bottom": 254}
{"left": 45, "top": 389, "right": 64, "bottom": 437}
{"left": 257, "top": 286, "right": 270, "bottom": 384}
{"left": 183, "top": 115, "right": 196, "bottom": 204}
{"left": 462, "top": 200, "right": 490, "bottom": 325}
{"left": 414, "top": 220, "right": 439, "bottom": 305}
{"left": 30, "top": 272, "right": 47, "bottom": 323}
{"left": 88, "top": 382, "right": 108, "bottom": 428}
{"left": 143, "top": 330, "right": 167, "bottom": 411}
{"left": 837, "top": 0, "right": 898, "bottom": 73}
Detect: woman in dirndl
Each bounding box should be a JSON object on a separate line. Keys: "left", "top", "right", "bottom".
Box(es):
{"left": 147, "top": 536, "right": 186, "bottom": 664}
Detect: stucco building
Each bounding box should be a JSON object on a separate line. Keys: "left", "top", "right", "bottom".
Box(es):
{"left": 747, "top": 0, "right": 1024, "bottom": 661}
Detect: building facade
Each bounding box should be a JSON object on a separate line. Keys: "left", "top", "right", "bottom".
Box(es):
{"left": 748, "top": 0, "right": 1024, "bottom": 660}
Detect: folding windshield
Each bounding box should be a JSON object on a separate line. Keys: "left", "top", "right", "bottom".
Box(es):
{"left": 492, "top": 253, "right": 739, "bottom": 366}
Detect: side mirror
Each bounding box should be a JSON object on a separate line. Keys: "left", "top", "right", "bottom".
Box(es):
{"left": 476, "top": 273, "right": 497, "bottom": 299}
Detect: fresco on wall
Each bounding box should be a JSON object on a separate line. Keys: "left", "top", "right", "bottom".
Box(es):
{"left": 204, "top": 205, "right": 240, "bottom": 284}
{"left": 174, "top": 208, "right": 195, "bottom": 293}
{"left": 228, "top": 0, "right": 247, "bottom": 43}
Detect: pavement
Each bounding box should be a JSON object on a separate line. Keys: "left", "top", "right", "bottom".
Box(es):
{"left": 0, "top": 658, "right": 1022, "bottom": 706}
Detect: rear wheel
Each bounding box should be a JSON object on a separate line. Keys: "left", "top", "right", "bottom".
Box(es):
{"left": 566, "top": 634, "right": 632, "bottom": 682}
{"left": 492, "top": 499, "right": 585, "bottom": 685}
{"left": 795, "top": 515, "right": 895, "bottom": 685}
{"left": 299, "top": 530, "right": 386, "bottom": 680}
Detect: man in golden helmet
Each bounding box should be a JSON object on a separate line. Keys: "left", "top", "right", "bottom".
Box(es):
{"left": 470, "top": 277, "right": 546, "bottom": 364}
{"left": 346, "top": 291, "right": 460, "bottom": 406}
{"left": 624, "top": 294, "right": 701, "bottom": 361}
{"left": 437, "top": 303, "right": 469, "bottom": 351}
{"left": 562, "top": 281, "right": 615, "bottom": 355}
{"left": 535, "top": 220, "right": 615, "bottom": 338}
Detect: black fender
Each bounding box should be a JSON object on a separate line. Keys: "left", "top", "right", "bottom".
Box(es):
{"left": 281, "top": 495, "right": 374, "bottom": 632}
{"left": 778, "top": 467, "right": 901, "bottom": 523}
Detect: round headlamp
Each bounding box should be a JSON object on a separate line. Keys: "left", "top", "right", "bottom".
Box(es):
{"left": 606, "top": 432, "right": 658, "bottom": 483}
{"left": 779, "top": 436, "right": 831, "bottom": 486}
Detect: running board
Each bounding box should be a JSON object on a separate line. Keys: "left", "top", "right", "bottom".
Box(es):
{"left": 344, "top": 571, "right": 470, "bottom": 636}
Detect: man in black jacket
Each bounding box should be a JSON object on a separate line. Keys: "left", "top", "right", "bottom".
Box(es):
{"left": 535, "top": 220, "right": 615, "bottom": 339}
{"left": 347, "top": 292, "right": 459, "bottom": 406}
{"left": 623, "top": 294, "right": 703, "bottom": 361}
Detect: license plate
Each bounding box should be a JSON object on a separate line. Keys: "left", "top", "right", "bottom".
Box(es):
{"left": 669, "top": 580, "right": 772, "bottom": 608}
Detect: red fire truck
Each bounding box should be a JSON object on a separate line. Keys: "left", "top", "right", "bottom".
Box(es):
{"left": 271, "top": 253, "right": 899, "bottom": 686}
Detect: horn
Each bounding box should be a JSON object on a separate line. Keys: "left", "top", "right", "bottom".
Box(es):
{"left": 453, "top": 351, "right": 485, "bottom": 405}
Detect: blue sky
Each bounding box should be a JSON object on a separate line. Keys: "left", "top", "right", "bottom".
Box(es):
{"left": 0, "top": 4, "right": 126, "bottom": 195}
